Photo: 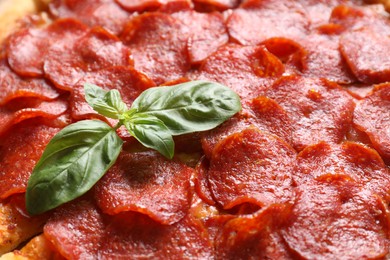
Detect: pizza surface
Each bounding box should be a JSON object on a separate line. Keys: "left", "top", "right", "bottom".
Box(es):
{"left": 1, "top": 0, "right": 390, "bottom": 259}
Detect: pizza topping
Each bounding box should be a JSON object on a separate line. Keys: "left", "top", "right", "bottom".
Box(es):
{"left": 208, "top": 127, "right": 296, "bottom": 209}
{"left": 353, "top": 83, "right": 390, "bottom": 162}
{"left": 94, "top": 151, "right": 193, "bottom": 224}
{"left": 264, "top": 75, "right": 355, "bottom": 151}
{"left": 282, "top": 177, "right": 390, "bottom": 259}
{"left": 227, "top": 0, "right": 310, "bottom": 45}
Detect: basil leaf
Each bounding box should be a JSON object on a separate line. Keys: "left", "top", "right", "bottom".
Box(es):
{"left": 131, "top": 81, "right": 242, "bottom": 135}
{"left": 124, "top": 114, "right": 174, "bottom": 159}
{"left": 26, "top": 120, "right": 123, "bottom": 215}
{"left": 84, "top": 83, "right": 128, "bottom": 119}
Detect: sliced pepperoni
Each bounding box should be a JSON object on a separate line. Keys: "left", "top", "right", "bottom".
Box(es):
{"left": 330, "top": 4, "right": 390, "bottom": 34}
{"left": 215, "top": 203, "right": 294, "bottom": 259}
{"left": 0, "top": 120, "right": 61, "bottom": 199}
{"left": 0, "top": 99, "right": 68, "bottom": 137}
{"left": 296, "top": 141, "right": 390, "bottom": 201}
{"left": 70, "top": 66, "right": 154, "bottom": 121}
{"left": 208, "top": 127, "right": 296, "bottom": 209}
{"left": 195, "top": 44, "right": 284, "bottom": 100}
{"left": 281, "top": 177, "right": 390, "bottom": 259}
{"left": 264, "top": 75, "right": 355, "bottom": 151}
{"left": 121, "top": 12, "right": 190, "bottom": 85}
{"left": 49, "top": 0, "right": 131, "bottom": 35}
{"left": 44, "top": 27, "right": 132, "bottom": 90}
{"left": 193, "top": 0, "right": 240, "bottom": 11}
{"left": 340, "top": 28, "right": 390, "bottom": 84}
{"left": 44, "top": 199, "right": 213, "bottom": 259}
{"left": 116, "top": 0, "right": 191, "bottom": 12}
{"left": 194, "top": 157, "right": 215, "bottom": 205}
{"left": 297, "top": 0, "right": 348, "bottom": 27}
{"left": 172, "top": 11, "right": 228, "bottom": 64}
{"left": 301, "top": 32, "right": 356, "bottom": 84}
{"left": 94, "top": 151, "right": 193, "bottom": 225}
{"left": 0, "top": 57, "right": 60, "bottom": 106}
{"left": 227, "top": 0, "right": 310, "bottom": 45}
{"left": 201, "top": 96, "right": 293, "bottom": 158}
{"left": 353, "top": 83, "right": 390, "bottom": 162}
{"left": 7, "top": 19, "right": 89, "bottom": 77}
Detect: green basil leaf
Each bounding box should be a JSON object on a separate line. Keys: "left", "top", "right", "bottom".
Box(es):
{"left": 124, "top": 114, "right": 174, "bottom": 159}
{"left": 84, "top": 83, "right": 128, "bottom": 119}
{"left": 26, "top": 120, "right": 123, "bottom": 215}
{"left": 131, "top": 81, "right": 242, "bottom": 135}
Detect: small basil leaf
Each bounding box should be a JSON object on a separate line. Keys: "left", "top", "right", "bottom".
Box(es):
{"left": 26, "top": 120, "right": 123, "bottom": 215}
{"left": 130, "top": 81, "right": 242, "bottom": 135}
{"left": 124, "top": 114, "right": 174, "bottom": 159}
{"left": 84, "top": 83, "right": 128, "bottom": 119}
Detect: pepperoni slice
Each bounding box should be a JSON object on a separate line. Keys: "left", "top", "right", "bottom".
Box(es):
{"left": 44, "top": 199, "right": 213, "bottom": 259}
{"left": 0, "top": 57, "right": 59, "bottom": 106}
{"left": 7, "top": 19, "right": 89, "bottom": 77}
{"left": 0, "top": 99, "right": 68, "bottom": 137}
{"left": 215, "top": 203, "right": 294, "bottom": 259}
{"left": 121, "top": 12, "right": 190, "bottom": 85}
{"left": 44, "top": 27, "right": 132, "bottom": 90}
{"left": 208, "top": 127, "right": 296, "bottom": 209}
{"left": 301, "top": 32, "right": 356, "bottom": 84}
{"left": 264, "top": 75, "right": 355, "bottom": 151}
{"left": 193, "top": 0, "right": 240, "bottom": 11}
{"left": 195, "top": 44, "right": 284, "bottom": 100}
{"left": 194, "top": 157, "right": 215, "bottom": 205}
{"left": 116, "top": 0, "right": 191, "bottom": 12}
{"left": 353, "top": 83, "right": 390, "bottom": 162}
{"left": 172, "top": 11, "right": 228, "bottom": 64}
{"left": 297, "top": 0, "right": 348, "bottom": 26}
{"left": 94, "top": 151, "right": 193, "bottom": 225}
{"left": 49, "top": 0, "right": 131, "bottom": 35}
{"left": 281, "top": 177, "right": 390, "bottom": 259}
{"left": 227, "top": 0, "right": 310, "bottom": 45}
{"left": 296, "top": 141, "right": 390, "bottom": 201}
{"left": 201, "top": 96, "right": 293, "bottom": 158}
{"left": 0, "top": 121, "right": 61, "bottom": 199}
{"left": 70, "top": 66, "right": 154, "bottom": 121}
{"left": 340, "top": 28, "right": 390, "bottom": 84}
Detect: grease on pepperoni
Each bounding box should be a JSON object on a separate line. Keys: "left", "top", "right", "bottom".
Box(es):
{"left": 208, "top": 127, "right": 296, "bottom": 209}
{"left": 94, "top": 151, "right": 193, "bottom": 225}
{"left": 264, "top": 75, "right": 355, "bottom": 151}
{"left": 353, "top": 83, "right": 390, "bottom": 162}
{"left": 282, "top": 177, "right": 390, "bottom": 259}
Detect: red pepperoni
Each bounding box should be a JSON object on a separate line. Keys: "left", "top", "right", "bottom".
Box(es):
{"left": 0, "top": 121, "right": 61, "bottom": 199}
{"left": 94, "top": 151, "right": 193, "bottom": 225}
{"left": 116, "top": 0, "right": 191, "bottom": 12}
{"left": 45, "top": 27, "right": 132, "bottom": 90}
{"left": 121, "top": 12, "right": 190, "bottom": 85}
{"left": 281, "top": 177, "right": 390, "bottom": 259}
{"left": 0, "top": 99, "right": 68, "bottom": 136}
{"left": 44, "top": 199, "right": 213, "bottom": 259}
{"left": 7, "top": 19, "right": 89, "bottom": 77}
{"left": 301, "top": 32, "right": 356, "bottom": 84}
{"left": 49, "top": 0, "right": 131, "bottom": 35}
{"left": 340, "top": 28, "right": 390, "bottom": 84}
{"left": 330, "top": 5, "right": 390, "bottom": 34}
{"left": 193, "top": 0, "right": 240, "bottom": 11}
{"left": 194, "top": 157, "right": 215, "bottom": 205}
{"left": 194, "top": 44, "right": 284, "bottom": 100}
{"left": 227, "top": 0, "right": 310, "bottom": 45}
{"left": 354, "top": 83, "right": 390, "bottom": 162}
{"left": 172, "top": 11, "right": 228, "bottom": 64}
{"left": 264, "top": 75, "right": 355, "bottom": 151}
{"left": 296, "top": 141, "right": 390, "bottom": 201}
{"left": 297, "top": 0, "right": 348, "bottom": 26}
{"left": 215, "top": 203, "right": 294, "bottom": 259}
{"left": 208, "top": 127, "right": 296, "bottom": 209}
{"left": 0, "top": 57, "right": 60, "bottom": 106}
{"left": 201, "top": 96, "right": 293, "bottom": 158}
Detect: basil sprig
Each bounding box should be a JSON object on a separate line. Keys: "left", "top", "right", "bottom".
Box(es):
{"left": 26, "top": 81, "right": 241, "bottom": 215}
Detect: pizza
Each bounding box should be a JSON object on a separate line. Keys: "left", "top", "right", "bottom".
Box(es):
{"left": 1, "top": 0, "right": 390, "bottom": 259}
